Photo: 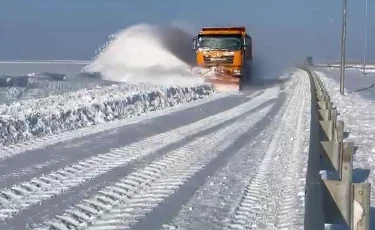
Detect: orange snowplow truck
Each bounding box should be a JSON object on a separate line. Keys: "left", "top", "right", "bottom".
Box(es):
{"left": 192, "top": 26, "right": 253, "bottom": 91}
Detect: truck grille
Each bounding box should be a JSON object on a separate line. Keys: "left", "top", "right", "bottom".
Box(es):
{"left": 203, "top": 56, "right": 234, "bottom": 65}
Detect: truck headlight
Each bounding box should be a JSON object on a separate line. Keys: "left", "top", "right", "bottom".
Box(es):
{"left": 233, "top": 69, "right": 241, "bottom": 75}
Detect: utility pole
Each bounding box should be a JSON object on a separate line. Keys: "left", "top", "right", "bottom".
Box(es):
{"left": 363, "top": 0, "right": 368, "bottom": 76}
{"left": 340, "top": 0, "right": 348, "bottom": 95}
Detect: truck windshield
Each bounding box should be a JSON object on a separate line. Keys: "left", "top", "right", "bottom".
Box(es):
{"left": 198, "top": 35, "right": 242, "bottom": 51}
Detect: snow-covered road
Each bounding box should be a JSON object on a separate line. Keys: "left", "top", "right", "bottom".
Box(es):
{"left": 0, "top": 67, "right": 311, "bottom": 230}
{"left": 0, "top": 23, "right": 316, "bottom": 229}
{"left": 163, "top": 69, "right": 310, "bottom": 230}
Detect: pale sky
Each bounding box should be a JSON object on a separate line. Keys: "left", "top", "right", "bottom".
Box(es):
{"left": 0, "top": 0, "right": 373, "bottom": 61}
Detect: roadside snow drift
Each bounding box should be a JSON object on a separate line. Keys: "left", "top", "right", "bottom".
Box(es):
{"left": 0, "top": 84, "right": 215, "bottom": 146}
{"left": 0, "top": 61, "right": 118, "bottom": 104}
{"left": 0, "top": 70, "right": 116, "bottom": 104}
{"left": 84, "top": 24, "right": 204, "bottom": 87}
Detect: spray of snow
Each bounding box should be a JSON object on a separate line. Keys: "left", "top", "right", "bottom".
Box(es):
{"left": 0, "top": 24, "right": 218, "bottom": 148}
{"left": 84, "top": 24, "right": 205, "bottom": 87}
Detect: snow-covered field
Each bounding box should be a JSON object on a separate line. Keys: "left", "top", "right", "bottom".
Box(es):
{"left": 0, "top": 61, "right": 115, "bottom": 103}
{"left": 316, "top": 67, "right": 375, "bottom": 101}
{"left": 314, "top": 68, "right": 375, "bottom": 228}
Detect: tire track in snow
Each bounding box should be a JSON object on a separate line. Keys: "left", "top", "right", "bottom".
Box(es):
{"left": 5, "top": 96, "right": 274, "bottom": 230}
{"left": 226, "top": 74, "right": 309, "bottom": 230}
{"left": 3, "top": 94, "right": 273, "bottom": 230}
{"left": 0, "top": 91, "right": 232, "bottom": 161}
{"left": 40, "top": 99, "right": 275, "bottom": 230}
{"left": 0, "top": 87, "right": 279, "bottom": 222}
{"left": 274, "top": 71, "right": 310, "bottom": 229}
{"left": 157, "top": 82, "right": 292, "bottom": 230}
{"left": 0, "top": 160, "right": 59, "bottom": 185}
{"left": 0, "top": 92, "right": 250, "bottom": 188}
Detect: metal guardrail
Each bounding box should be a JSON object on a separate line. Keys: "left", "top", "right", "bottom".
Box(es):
{"left": 301, "top": 65, "right": 371, "bottom": 230}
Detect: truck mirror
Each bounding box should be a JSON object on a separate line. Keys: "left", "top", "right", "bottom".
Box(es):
{"left": 243, "top": 38, "right": 246, "bottom": 47}
{"left": 192, "top": 36, "right": 197, "bottom": 50}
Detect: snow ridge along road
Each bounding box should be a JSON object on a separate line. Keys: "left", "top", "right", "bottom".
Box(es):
{"left": 0, "top": 83, "right": 216, "bottom": 147}
{"left": 227, "top": 70, "right": 310, "bottom": 230}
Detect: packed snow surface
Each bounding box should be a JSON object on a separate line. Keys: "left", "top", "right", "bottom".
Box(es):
{"left": 162, "top": 69, "right": 311, "bottom": 230}
{"left": 0, "top": 68, "right": 313, "bottom": 230}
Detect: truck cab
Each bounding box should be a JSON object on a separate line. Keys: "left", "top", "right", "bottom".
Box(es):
{"left": 192, "top": 27, "right": 253, "bottom": 79}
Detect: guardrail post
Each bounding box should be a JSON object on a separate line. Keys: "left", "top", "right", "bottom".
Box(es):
{"left": 336, "top": 120, "right": 344, "bottom": 142}
{"left": 341, "top": 142, "right": 353, "bottom": 182}
{"left": 301, "top": 64, "right": 371, "bottom": 230}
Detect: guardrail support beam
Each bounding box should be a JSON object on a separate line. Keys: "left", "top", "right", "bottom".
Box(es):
{"left": 319, "top": 120, "right": 334, "bottom": 141}
{"left": 336, "top": 120, "right": 344, "bottom": 141}
{"left": 321, "top": 141, "right": 340, "bottom": 172}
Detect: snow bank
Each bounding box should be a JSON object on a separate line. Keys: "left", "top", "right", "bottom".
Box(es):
{"left": 0, "top": 83, "right": 215, "bottom": 146}
{"left": 83, "top": 23, "right": 204, "bottom": 87}
{"left": 315, "top": 70, "right": 375, "bottom": 209}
